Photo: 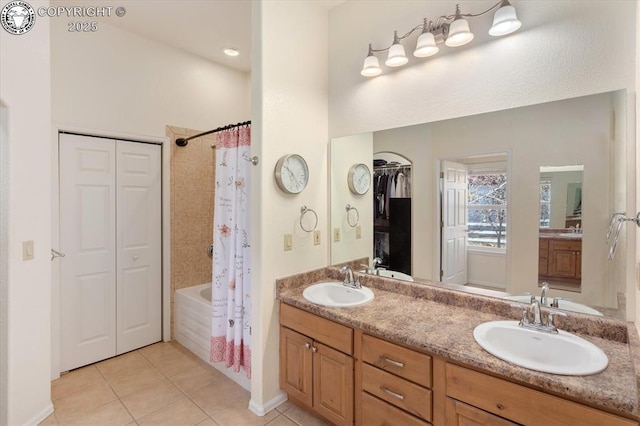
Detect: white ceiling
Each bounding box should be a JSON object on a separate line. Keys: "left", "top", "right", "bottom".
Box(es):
{"left": 53, "top": 0, "right": 253, "bottom": 72}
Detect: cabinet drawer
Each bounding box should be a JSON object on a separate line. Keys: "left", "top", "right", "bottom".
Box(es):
{"left": 446, "top": 363, "right": 637, "bottom": 426}
{"left": 362, "top": 363, "right": 432, "bottom": 421}
{"left": 361, "top": 334, "right": 431, "bottom": 387}
{"left": 280, "top": 303, "right": 353, "bottom": 355}
{"left": 549, "top": 239, "right": 581, "bottom": 251}
{"left": 362, "top": 392, "right": 430, "bottom": 426}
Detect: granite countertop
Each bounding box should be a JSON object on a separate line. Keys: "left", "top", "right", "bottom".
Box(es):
{"left": 539, "top": 233, "right": 583, "bottom": 240}
{"left": 277, "top": 267, "right": 639, "bottom": 419}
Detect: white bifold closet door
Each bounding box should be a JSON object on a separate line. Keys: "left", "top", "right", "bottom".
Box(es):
{"left": 59, "top": 133, "right": 161, "bottom": 372}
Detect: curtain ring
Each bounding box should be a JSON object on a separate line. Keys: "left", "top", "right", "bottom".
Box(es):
{"left": 346, "top": 204, "right": 359, "bottom": 228}
{"left": 300, "top": 206, "right": 318, "bottom": 233}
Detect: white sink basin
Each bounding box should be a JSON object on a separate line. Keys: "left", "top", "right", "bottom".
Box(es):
{"left": 557, "top": 233, "right": 582, "bottom": 238}
{"left": 303, "top": 282, "right": 374, "bottom": 307}
{"left": 361, "top": 269, "right": 414, "bottom": 282}
{"left": 503, "top": 295, "right": 603, "bottom": 316}
{"left": 473, "top": 321, "right": 608, "bottom": 375}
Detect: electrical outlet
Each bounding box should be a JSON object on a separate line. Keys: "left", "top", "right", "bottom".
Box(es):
{"left": 284, "top": 234, "right": 293, "bottom": 251}
{"left": 356, "top": 226, "right": 362, "bottom": 239}
{"left": 333, "top": 228, "right": 341, "bottom": 242}
{"left": 22, "top": 240, "right": 34, "bottom": 261}
{"left": 313, "top": 230, "right": 321, "bottom": 245}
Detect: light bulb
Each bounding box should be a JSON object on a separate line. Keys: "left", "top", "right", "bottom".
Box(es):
{"left": 414, "top": 31, "right": 439, "bottom": 58}
{"left": 489, "top": 2, "right": 522, "bottom": 36}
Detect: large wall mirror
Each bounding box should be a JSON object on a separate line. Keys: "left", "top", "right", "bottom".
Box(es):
{"left": 330, "top": 91, "right": 630, "bottom": 319}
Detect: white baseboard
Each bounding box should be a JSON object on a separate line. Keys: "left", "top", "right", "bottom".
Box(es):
{"left": 24, "top": 402, "right": 53, "bottom": 426}
{"left": 248, "top": 391, "right": 287, "bottom": 417}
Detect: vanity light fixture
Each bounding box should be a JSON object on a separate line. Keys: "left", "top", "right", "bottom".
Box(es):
{"left": 360, "top": 0, "right": 521, "bottom": 77}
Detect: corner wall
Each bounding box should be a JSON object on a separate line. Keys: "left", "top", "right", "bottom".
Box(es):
{"left": 251, "top": 0, "right": 330, "bottom": 411}
{"left": 0, "top": 0, "right": 53, "bottom": 423}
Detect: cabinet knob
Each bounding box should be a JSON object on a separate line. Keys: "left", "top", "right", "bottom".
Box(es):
{"left": 497, "top": 403, "right": 505, "bottom": 410}
{"left": 304, "top": 342, "right": 311, "bottom": 349}
{"left": 311, "top": 346, "right": 317, "bottom": 353}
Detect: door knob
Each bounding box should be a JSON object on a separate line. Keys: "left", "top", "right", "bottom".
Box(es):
{"left": 133, "top": 255, "right": 139, "bottom": 260}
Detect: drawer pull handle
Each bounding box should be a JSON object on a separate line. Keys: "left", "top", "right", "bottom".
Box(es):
{"left": 380, "top": 356, "right": 404, "bottom": 368}
{"left": 380, "top": 386, "right": 404, "bottom": 401}
{"left": 497, "top": 403, "right": 505, "bottom": 410}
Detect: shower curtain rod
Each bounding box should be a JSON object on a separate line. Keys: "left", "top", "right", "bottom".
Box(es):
{"left": 175, "top": 120, "right": 251, "bottom": 147}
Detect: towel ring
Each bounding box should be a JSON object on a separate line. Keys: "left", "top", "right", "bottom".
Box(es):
{"left": 300, "top": 205, "right": 318, "bottom": 233}
{"left": 346, "top": 204, "right": 359, "bottom": 228}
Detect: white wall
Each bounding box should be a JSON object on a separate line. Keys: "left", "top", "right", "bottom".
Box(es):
{"left": 331, "top": 134, "right": 373, "bottom": 264}
{"left": 251, "top": 0, "right": 330, "bottom": 412}
{"left": 0, "top": 0, "right": 54, "bottom": 423}
{"left": 51, "top": 20, "right": 250, "bottom": 137}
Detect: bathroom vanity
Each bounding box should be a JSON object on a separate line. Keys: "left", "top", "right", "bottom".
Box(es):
{"left": 277, "top": 267, "right": 639, "bottom": 426}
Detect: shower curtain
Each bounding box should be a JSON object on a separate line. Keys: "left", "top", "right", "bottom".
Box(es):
{"left": 210, "top": 125, "right": 251, "bottom": 378}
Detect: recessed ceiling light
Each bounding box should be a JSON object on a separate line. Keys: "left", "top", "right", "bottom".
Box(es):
{"left": 223, "top": 48, "right": 240, "bottom": 57}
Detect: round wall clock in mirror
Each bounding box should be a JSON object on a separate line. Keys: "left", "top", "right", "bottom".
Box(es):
{"left": 348, "top": 163, "right": 371, "bottom": 195}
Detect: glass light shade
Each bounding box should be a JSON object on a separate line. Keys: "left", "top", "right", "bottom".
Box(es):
{"left": 445, "top": 18, "right": 474, "bottom": 47}
{"left": 489, "top": 4, "right": 521, "bottom": 36}
{"left": 385, "top": 43, "right": 409, "bottom": 67}
{"left": 414, "top": 32, "right": 439, "bottom": 58}
{"left": 361, "top": 54, "right": 382, "bottom": 77}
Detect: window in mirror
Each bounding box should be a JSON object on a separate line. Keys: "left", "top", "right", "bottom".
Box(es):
{"left": 540, "top": 177, "right": 551, "bottom": 227}
{"left": 467, "top": 169, "right": 507, "bottom": 250}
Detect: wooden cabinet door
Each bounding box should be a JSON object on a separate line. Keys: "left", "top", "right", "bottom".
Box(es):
{"left": 313, "top": 342, "right": 354, "bottom": 426}
{"left": 445, "top": 398, "right": 519, "bottom": 426}
{"left": 280, "top": 327, "right": 313, "bottom": 407}
{"left": 549, "top": 249, "right": 577, "bottom": 277}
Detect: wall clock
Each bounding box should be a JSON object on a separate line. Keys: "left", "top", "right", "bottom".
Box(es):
{"left": 274, "top": 154, "right": 309, "bottom": 194}
{"left": 348, "top": 163, "right": 371, "bottom": 195}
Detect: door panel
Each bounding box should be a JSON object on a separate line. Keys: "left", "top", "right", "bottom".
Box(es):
{"left": 116, "top": 140, "right": 162, "bottom": 354}
{"left": 442, "top": 161, "right": 468, "bottom": 284}
{"left": 60, "top": 133, "right": 117, "bottom": 371}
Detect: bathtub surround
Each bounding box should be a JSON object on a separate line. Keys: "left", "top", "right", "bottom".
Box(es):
{"left": 168, "top": 125, "right": 216, "bottom": 338}
{"left": 211, "top": 125, "right": 252, "bottom": 378}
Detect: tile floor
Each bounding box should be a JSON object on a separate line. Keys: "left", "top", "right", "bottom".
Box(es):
{"left": 40, "top": 341, "right": 328, "bottom": 426}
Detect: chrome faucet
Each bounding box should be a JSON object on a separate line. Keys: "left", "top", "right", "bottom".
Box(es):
{"left": 540, "top": 282, "right": 549, "bottom": 306}
{"left": 371, "top": 257, "right": 382, "bottom": 275}
{"left": 340, "top": 266, "right": 361, "bottom": 289}
{"left": 512, "top": 295, "right": 567, "bottom": 334}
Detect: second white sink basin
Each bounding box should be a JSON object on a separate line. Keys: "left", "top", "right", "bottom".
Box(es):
{"left": 303, "top": 282, "right": 374, "bottom": 307}
{"left": 473, "top": 321, "right": 608, "bottom": 375}
{"left": 376, "top": 269, "right": 414, "bottom": 282}
{"left": 503, "top": 295, "right": 603, "bottom": 316}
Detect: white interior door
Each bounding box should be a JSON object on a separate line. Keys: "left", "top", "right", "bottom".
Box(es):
{"left": 116, "top": 140, "right": 161, "bottom": 354}
{"left": 60, "top": 134, "right": 117, "bottom": 371}
{"left": 442, "top": 161, "right": 468, "bottom": 284}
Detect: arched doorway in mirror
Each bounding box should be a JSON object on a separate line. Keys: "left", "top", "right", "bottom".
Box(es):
{"left": 373, "top": 152, "right": 412, "bottom": 276}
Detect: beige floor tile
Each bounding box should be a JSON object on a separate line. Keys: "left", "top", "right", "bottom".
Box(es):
{"left": 275, "top": 400, "right": 293, "bottom": 414}
{"left": 53, "top": 381, "right": 117, "bottom": 424}
{"left": 138, "top": 341, "right": 182, "bottom": 363}
{"left": 195, "top": 419, "right": 218, "bottom": 426}
{"left": 169, "top": 363, "right": 226, "bottom": 395}
{"left": 211, "top": 404, "right": 279, "bottom": 426}
{"left": 96, "top": 351, "right": 153, "bottom": 381}
{"left": 282, "top": 404, "right": 330, "bottom": 426}
{"left": 52, "top": 366, "right": 104, "bottom": 401}
{"left": 121, "top": 377, "right": 184, "bottom": 419}
{"left": 266, "top": 415, "right": 298, "bottom": 426}
{"left": 59, "top": 400, "right": 133, "bottom": 426}
{"left": 37, "top": 412, "right": 58, "bottom": 425}
{"left": 149, "top": 350, "right": 201, "bottom": 378}
{"left": 106, "top": 364, "right": 165, "bottom": 397}
{"left": 190, "top": 378, "right": 250, "bottom": 416}
{"left": 137, "top": 397, "right": 208, "bottom": 426}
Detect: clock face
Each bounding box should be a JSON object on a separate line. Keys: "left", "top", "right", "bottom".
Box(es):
{"left": 275, "top": 154, "right": 309, "bottom": 194}
{"left": 348, "top": 163, "right": 371, "bottom": 195}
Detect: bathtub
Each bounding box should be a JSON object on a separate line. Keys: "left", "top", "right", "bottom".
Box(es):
{"left": 174, "top": 283, "right": 250, "bottom": 391}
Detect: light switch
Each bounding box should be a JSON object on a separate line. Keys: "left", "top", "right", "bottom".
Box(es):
{"left": 284, "top": 234, "right": 293, "bottom": 251}
{"left": 22, "top": 240, "right": 34, "bottom": 261}
{"left": 333, "top": 228, "right": 341, "bottom": 242}
{"left": 356, "top": 226, "right": 362, "bottom": 239}
{"left": 313, "top": 230, "right": 321, "bottom": 246}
